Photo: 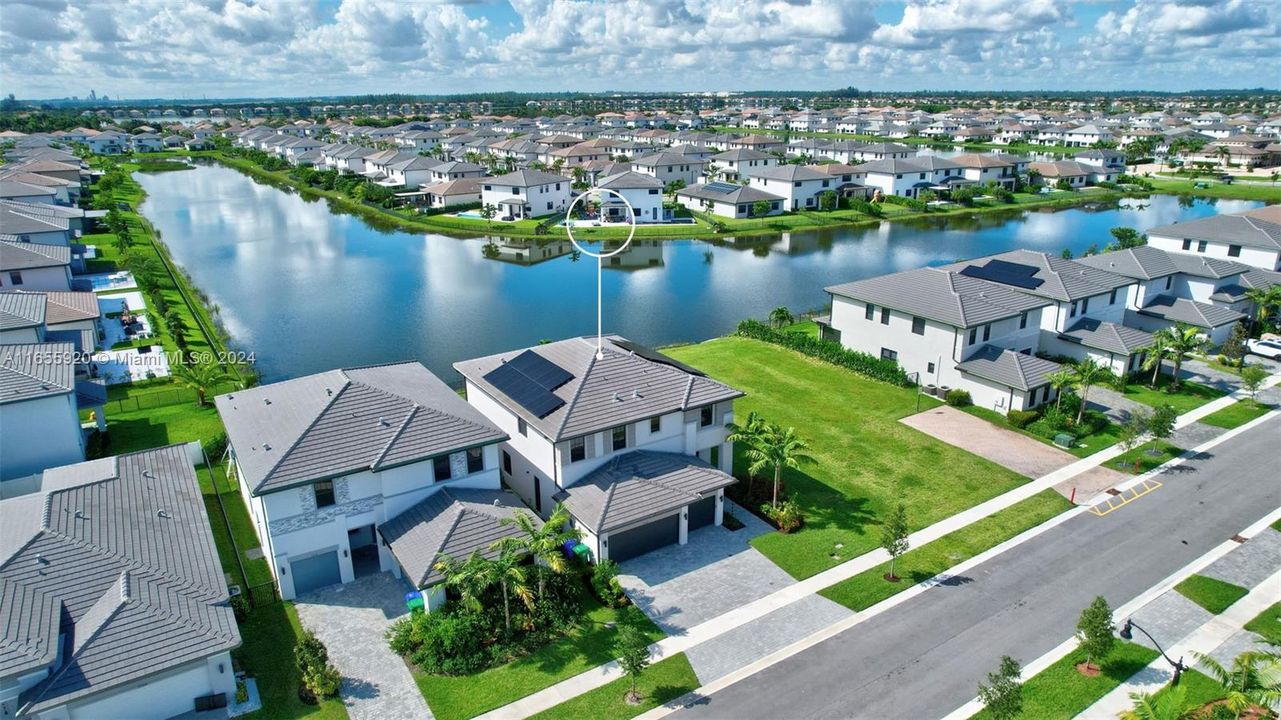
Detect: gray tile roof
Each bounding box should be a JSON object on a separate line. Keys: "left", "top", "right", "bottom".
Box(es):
{"left": 1058, "top": 318, "right": 1154, "bottom": 355}
{"left": 947, "top": 249, "right": 1135, "bottom": 302}
{"left": 486, "top": 168, "right": 567, "bottom": 187}
{"left": 28, "top": 290, "right": 99, "bottom": 325}
{"left": 1, "top": 446, "right": 239, "bottom": 714}
{"left": 0, "top": 342, "right": 75, "bottom": 405}
{"left": 595, "top": 171, "right": 665, "bottom": 190}
{"left": 215, "top": 362, "right": 507, "bottom": 496}
{"left": 1240, "top": 267, "right": 1281, "bottom": 292}
{"left": 0, "top": 240, "right": 70, "bottom": 271}
{"left": 0, "top": 291, "right": 46, "bottom": 330}
{"left": 749, "top": 165, "right": 829, "bottom": 182}
{"left": 378, "top": 488, "right": 538, "bottom": 588}
{"left": 1075, "top": 245, "right": 1249, "bottom": 281}
{"left": 553, "top": 451, "right": 735, "bottom": 534}
{"left": 827, "top": 267, "right": 1051, "bottom": 329}
{"left": 711, "top": 149, "right": 773, "bottom": 162}
{"left": 956, "top": 346, "right": 1064, "bottom": 391}
{"left": 677, "top": 183, "right": 784, "bottom": 205}
{"left": 1147, "top": 214, "right": 1281, "bottom": 251}
{"left": 455, "top": 336, "right": 742, "bottom": 442}
{"left": 1137, "top": 295, "right": 1245, "bottom": 329}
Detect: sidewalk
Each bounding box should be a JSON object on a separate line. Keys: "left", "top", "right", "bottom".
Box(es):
{"left": 1080, "top": 566, "right": 1281, "bottom": 719}
{"left": 473, "top": 376, "right": 1280, "bottom": 720}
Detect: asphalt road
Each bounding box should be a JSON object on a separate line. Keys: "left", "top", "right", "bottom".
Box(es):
{"left": 674, "top": 417, "right": 1281, "bottom": 720}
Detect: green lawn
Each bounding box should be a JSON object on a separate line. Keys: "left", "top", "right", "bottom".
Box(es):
{"left": 1243, "top": 602, "right": 1281, "bottom": 646}
{"left": 1150, "top": 668, "right": 1224, "bottom": 712}
{"left": 528, "top": 654, "right": 699, "bottom": 720}
{"left": 96, "top": 401, "right": 225, "bottom": 456}
{"left": 1145, "top": 176, "right": 1281, "bottom": 202}
{"left": 663, "top": 337, "right": 1032, "bottom": 579}
{"left": 1200, "top": 400, "right": 1273, "bottom": 429}
{"left": 1175, "top": 575, "right": 1248, "bottom": 614}
{"left": 819, "top": 490, "right": 1072, "bottom": 610}
{"left": 960, "top": 405, "right": 1124, "bottom": 458}
{"left": 972, "top": 642, "right": 1159, "bottom": 720}
{"left": 235, "top": 602, "right": 348, "bottom": 720}
{"left": 1122, "top": 376, "right": 1225, "bottom": 414}
{"left": 416, "top": 602, "right": 665, "bottom": 720}
{"left": 1108, "top": 440, "right": 1183, "bottom": 475}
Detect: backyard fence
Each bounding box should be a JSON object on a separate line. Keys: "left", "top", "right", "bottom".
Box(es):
{"left": 102, "top": 382, "right": 239, "bottom": 414}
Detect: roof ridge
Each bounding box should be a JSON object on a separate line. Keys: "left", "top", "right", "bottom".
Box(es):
{"left": 256, "top": 377, "right": 352, "bottom": 492}
{"left": 372, "top": 403, "right": 419, "bottom": 470}
{"left": 553, "top": 349, "right": 600, "bottom": 441}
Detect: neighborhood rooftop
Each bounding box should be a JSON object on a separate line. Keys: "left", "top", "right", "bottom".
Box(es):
{"left": 826, "top": 266, "right": 1051, "bottom": 329}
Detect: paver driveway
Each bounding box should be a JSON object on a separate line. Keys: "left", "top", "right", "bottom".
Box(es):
{"left": 900, "top": 405, "right": 1078, "bottom": 478}
{"left": 293, "top": 573, "right": 432, "bottom": 720}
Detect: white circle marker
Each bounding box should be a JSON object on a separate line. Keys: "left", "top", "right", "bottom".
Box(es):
{"left": 563, "top": 187, "right": 638, "bottom": 359}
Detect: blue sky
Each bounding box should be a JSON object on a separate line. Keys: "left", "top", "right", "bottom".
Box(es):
{"left": 1, "top": 0, "right": 1277, "bottom": 100}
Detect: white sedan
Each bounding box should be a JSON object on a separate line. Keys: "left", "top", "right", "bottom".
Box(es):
{"left": 1246, "top": 338, "right": 1281, "bottom": 360}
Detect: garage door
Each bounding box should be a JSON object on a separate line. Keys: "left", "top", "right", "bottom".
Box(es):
{"left": 608, "top": 514, "right": 680, "bottom": 562}
{"left": 291, "top": 551, "right": 341, "bottom": 596}
{"left": 689, "top": 497, "right": 716, "bottom": 530}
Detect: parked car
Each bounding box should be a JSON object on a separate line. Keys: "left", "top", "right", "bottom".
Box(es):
{"left": 1246, "top": 338, "right": 1281, "bottom": 360}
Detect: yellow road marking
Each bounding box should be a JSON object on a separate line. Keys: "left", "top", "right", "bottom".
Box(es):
{"left": 1089, "top": 478, "right": 1163, "bottom": 517}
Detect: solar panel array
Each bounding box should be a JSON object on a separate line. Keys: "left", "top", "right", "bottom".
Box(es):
{"left": 704, "top": 181, "right": 741, "bottom": 195}
{"left": 959, "top": 259, "right": 1045, "bottom": 290}
{"left": 482, "top": 350, "right": 575, "bottom": 419}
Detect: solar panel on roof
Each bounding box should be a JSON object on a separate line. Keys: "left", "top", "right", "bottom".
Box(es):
{"left": 506, "top": 350, "right": 573, "bottom": 390}
{"left": 959, "top": 259, "right": 1045, "bottom": 290}
{"left": 483, "top": 362, "right": 566, "bottom": 419}
{"left": 704, "top": 181, "right": 740, "bottom": 194}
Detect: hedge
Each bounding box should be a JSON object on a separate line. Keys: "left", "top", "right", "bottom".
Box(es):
{"left": 735, "top": 319, "right": 913, "bottom": 387}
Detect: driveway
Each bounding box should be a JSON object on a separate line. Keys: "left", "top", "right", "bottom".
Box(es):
{"left": 900, "top": 405, "right": 1078, "bottom": 478}
{"left": 293, "top": 573, "right": 433, "bottom": 720}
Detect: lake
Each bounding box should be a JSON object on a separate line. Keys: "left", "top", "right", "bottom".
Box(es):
{"left": 135, "top": 165, "right": 1263, "bottom": 383}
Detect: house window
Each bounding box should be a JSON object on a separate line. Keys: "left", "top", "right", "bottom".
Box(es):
{"left": 611, "top": 426, "right": 627, "bottom": 452}
{"left": 517, "top": 417, "right": 527, "bottom": 436}
{"left": 912, "top": 316, "right": 925, "bottom": 335}
{"left": 8, "top": 271, "right": 21, "bottom": 286}
{"left": 650, "top": 416, "right": 661, "bottom": 433}
{"left": 1069, "top": 301, "right": 1078, "bottom": 318}
{"left": 467, "top": 447, "right": 484, "bottom": 474}
{"left": 969, "top": 327, "right": 978, "bottom": 345}
{"left": 1019, "top": 311, "right": 1028, "bottom": 329}
{"left": 880, "top": 307, "right": 890, "bottom": 325}
{"left": 927, "top": 361, "right": 936, "bottom": 374}
{"left": 569, "top": 437, "right": 586, "bottom": 462}
{"left": 982, "top": 324, "right": 991, "bottom": 342}
{"left": 313, "top": 480, "right": 335, "bottom": 508}
{"left": 502, "top": 450, "right": 512, "bottom": 474}
{"left": 1182, "top": 238, "right": 1192, "bottom": 251}
{"left": 1109, "top": 289, "right": 1118, "bottom": 305}
{"left": 1165, "top": 275, "right": 1173, "bottom": 290}
{"left": 880, "top": 347, "right": 898, "bottom": 361}
{"left": 1081, "top": 298, "right": 1090, "bottom": 314}
{"left": 1197, "top": 240, "right": 1208, "bottom": 253}
{"left": 700, "top": 405, "right": 714, "bottom": 427}
{"left": 865, "top": 303, "right": 875, "bottom": 320}
{"left": 433, "top": 455, "right": 452, "bottom": 482}
{"left": 1228, "top": 244, "right": 1241, "bottom": 257}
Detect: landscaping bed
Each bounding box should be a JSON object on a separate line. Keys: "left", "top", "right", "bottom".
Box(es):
{"left": 527, "top": 654, "right": 699, "bottom": 720}
{"left": 234, "top": 603, "right": 348, "bottom": 720}
{"left": 663, "top": 337, "right": 1032, "bottom": 579}
{"left": 1122, "top": 376, "right": 1225, "bottom": 414}
{"left": 959, "top": 404, "right": 1123, "bottom": 458}
{"left": 1108, "top": 440, "right": 1183, "bottom": 475}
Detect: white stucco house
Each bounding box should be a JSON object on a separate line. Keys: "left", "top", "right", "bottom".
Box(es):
{"left": 0, "top": 242, "right": 73, "bottom": 292}
{"left": 675, "top": 182, "right": 784, "bottom": 219}
{"left": 747, "top": 165, "right": 836, "bottom": 210}
{"left": 480, "top": 169, "right": 570, "bottom": 220}
{"left": 453, "top": 336, "right": 743, "bottom": 562}
{"left": 215, "top": 362, "right": 516, "bottom": 603}
{"left": 706, "top": 148, "right": 777, "bottom": 182}
{"left": 592, "top": 171, "right": 666, "bottom": 223}
{"left": 1146, "top": 207, "right": 1281, "bottom": 271}
{"left": 630, "top": 152, "right": 706, "bottom": 188}
{"left": 0, "top": 342, "right": 105, "bottom": 481}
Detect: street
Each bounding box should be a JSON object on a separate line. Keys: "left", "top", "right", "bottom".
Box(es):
{"left": 674, "top": 417, "right": 1281, "bottom": 720}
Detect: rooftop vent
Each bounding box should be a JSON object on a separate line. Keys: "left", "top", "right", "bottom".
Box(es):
{"left": 156, "top": 509, "right": 170, "bottom": 519}
{"left": 326, "top": 387, "right": 333, "bottom": 396}
{"left": 263, "top": 398, "right": 272, "bottom": 405}
{"left": 263, "top": 442, "right": 272, "bottom": 451}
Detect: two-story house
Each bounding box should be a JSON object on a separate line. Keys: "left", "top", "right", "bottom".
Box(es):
{"left": 454, "top": 336, "right": 743, "bottom": 562}
{"left": 1147, "top": 207, "right": 1281, "bottom": 271}
{"left": 0, "top": 242, "right": 73, "bottom": 292}
{"left": 481, "top": 169, "right": 570, "bottom": 220}
{"left": 630, "top": 152, "right": 707, "bottom": 188}
{"left": 706, "top": 148, "right": 777, "bottom": 182}
{"left": 593, "top": 171, "right": 666, "bottom": 223}
{"left": 0, "top": 342, "right": 106, "bottom": 481}
{"left": 747, "top": 165, "right": 835, "bottom": 210}
{"left": 215, "top": 362, "right": 514, "bottom": 601}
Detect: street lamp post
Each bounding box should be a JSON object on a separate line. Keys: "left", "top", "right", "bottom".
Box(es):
{"left": 1118, "top": 618, "right": 1186, "bottom": 685}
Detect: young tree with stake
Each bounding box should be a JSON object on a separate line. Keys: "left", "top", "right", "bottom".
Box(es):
{"left": 1076, "top": 595, "right": 1116, "bottom": 674}
{"left": 880, "top": 503, "right": 910, "bottom": 582}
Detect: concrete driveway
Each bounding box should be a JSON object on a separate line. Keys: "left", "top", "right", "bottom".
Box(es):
{"left": 293, "top": 573, "right": 433, "bottom": 720}
{"left": 900, "top": 405, "right": 1078, "bottom": 478}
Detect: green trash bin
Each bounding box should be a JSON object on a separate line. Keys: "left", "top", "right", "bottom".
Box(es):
{"left": 571, "top": 543, "right": 592, "bottom": 563}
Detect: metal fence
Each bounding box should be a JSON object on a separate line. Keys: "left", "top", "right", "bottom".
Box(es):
{"left": 104, "top": 382, "right": 239, "bottom": 414}
{"left": 201, "top": 448, "right": 281, "bottom": 608}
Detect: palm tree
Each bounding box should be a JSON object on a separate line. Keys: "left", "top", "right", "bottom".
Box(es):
{"left": 1191, "top": 649, "right": 1281, "bottom": 719}
{"left": 1163, "top": 322, "right": 1208, "bottom": 391}
{"left": 725, "top": 411, "right": 767, "bottom": 497}
{"left": 1070, "top": 358, "right": 1116, "bottom": 425}
{"left": 433, "top": 551, "right": 491, "bottom": 614}
{"left": 1244, "top": 285, "right": 1281, "bottom": 333}
{"left": 171, "top": 361, "right": 236, "bottom": 406}
{"left": 1119, "top": 686, "right": 1196, "bottom": 720}
{"left": 1142, "top": 330, "right": 1173, "bottom": 386}
{"left": 501, "top": 505, "right": 580, "bottom": 600}
{"left": 746, "top": 424, "right": 815, "bottom": 508}
{"left": 768, "top": 306, "right": 794, "bottom": 329}
{"left": 1216, "top": 145, "right": 1231, "bottom": 170}
{"left": 486, "top": 538, "right": 535, "bottom": 633}
{"left": 1047, "top": 369, "right": 1076, "bottom": 412}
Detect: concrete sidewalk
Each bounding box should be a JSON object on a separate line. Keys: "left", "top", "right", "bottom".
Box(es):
{"left": 1079, "top": 566, "right": 1281, "bottom": 719}
{"left": 472, "top": 375, "right": 1281, "bottom": 720}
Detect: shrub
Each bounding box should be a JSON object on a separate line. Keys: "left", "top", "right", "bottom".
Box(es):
{"left": 389, "top": 609, "right": 496, "bottom": 675}
{"left": 591, "top": 559, "right": 627, "bottom": 608}
{"left": 944, "top": 388, "right": 972, "bottom": 407}
{"left": 230, "top": 593, "right": 251, "bottom": 622}
{"left": 735, "top": 319, "right": 911, "bottom": 387}
{"left": 302, "top": 663, "right": 341, "bottom": 700}
{"left": 763, "top": 499, "right": 804, "bottom": 533}
{"left": 294, "top": 631, "right": 328, "bottom": 673}
{"left": 235, "top": 680, "right": 249, "bottom": 704}
{"left": 1006, "top": 409, "right": 1039, "bottom": 428}
{"left": 202, "top": 431, "right": 228, "bottom": 461}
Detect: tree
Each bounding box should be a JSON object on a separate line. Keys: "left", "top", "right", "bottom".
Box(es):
{"left": 1119, "top": 686, "right": 1196, "bottom": 720}
{"left": 1244, "top": 286, "right": 1281, "bottom": 333}
{"left": 818, "top": 190, "right": 838, "bottom": 211}
{"left": 485, "top": 538, "right": 536, "bottom": 634}
{"left": 977, "top": 655, "right": 1024, "bottom": 720}
{"left": 918, "top": 189, "right": 937, "bottom": 203}
{"left": 433, "top": 551, "right": 491, "bottom": 614}
{"left": 725, "top": 411, "right": 767, "bottom": 497}
{"left": 768, "top": 306, "right": 794, "bottom": 329}
{"left": 1047, "top": 368, "right": 1076, "bottom": 412}
{"left": 1220, "top": 321, "right": 1249, "bottom": 367}
{"left": 1075, "top": 595, "right": 1115, "bottom": 673}
{"left": 1240, "top": 364, "right": 1268, "bottom": 403}
{"left": 1189, "top": 648, "right": 1281, "bottom": 718}
{"left": 479, "top": 203, "right": 497, "bottom": 227}
{"left": 1162, "top": 323, "right": 1208, "bottom": 391}
{"left": 880, "top": 503, "right": 910, "bottom": 582}
{"left": 501, "top": 505, "right": 580, "bottom": 600}
{"left": 616, "top": 624, "right": 651, "bottom": 705}
{"left": 1069, "top": 358, "right": 1116, "bottom": 425}
{"left": 171, "top": 361, "right": 235, "bottom": 406}
{"left": 1109, "top": 226, "right": 1146, "bottom": 250}
{"left": 1147, "top": 404, "right": 1177, "bottom": 451}
{"left": 745, "top": 424, "right": 815, "bottom": 508}
{"left": 1117, "top": 408, "right": 1151, "bottom": 470}
{"left": 1142, "top": 331, "right": 1172, "bottom": 386}
{"left": 751, "top": 199, "right": 771, "bottom": 217}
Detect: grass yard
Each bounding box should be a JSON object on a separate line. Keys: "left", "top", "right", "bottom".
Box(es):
{"left": 1174, "top": 574, "right": 1248, "bottom": 614}
{"left": 1121, "top": 376, "right": 1225, "bottom": 414}
{"left": 1200, "top": 400, "right": 1273, "bottom": 429}
{"left": 235, "top": 602, "right": 348, "bottom": 720}
{"left": 97, "top": 401, "right": 225, "bottom": 456}
{"left": 527, "top": 654, "right": 699, "bottom": 720}
{"left": 1144, "top": 176, "right": 1281, "bottom": 202}
{"left": 818, "top": 490, "right": 1072, "bottom": 610}
{"left": 1148, "top": 668, "right": 1224, "bottom": 713}
{"left": 1243, "top": 602, "right": 1281, "bottom": 646}
{"left": 663, "top": 337, "right": 1032, "bottom": 579}
{"left": 1108, "top": 440, "right": 1183, "bottom": 475}
{"left": 416, "top": 603, "right": 665, "bottom": 720}
{"left": 972, "top": 642, "right": 1159, "bottom": 720}
{"left": 960, "top": 405, "right": 1124, "bottom": 458}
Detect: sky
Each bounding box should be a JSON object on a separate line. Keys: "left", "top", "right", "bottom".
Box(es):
{"left": 1, "top": 0, "right": 1278, "bottom": 100}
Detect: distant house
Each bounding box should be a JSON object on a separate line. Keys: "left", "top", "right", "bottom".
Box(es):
{"left": 480, "top": 169, "right": 570, "bottom": 220}
{"left": 0, "top": 342, "right": 106, "bottom": 480}
{"left": 949, "top": 153, "right": 1025, "bottom": 189}
{"left": 410, "top": 177, "right": 482, "bottom": 209}
{"left": 1028, "top": 160, "right": 1117, "bottom": 187}
{"left": 675, "top": 182, "right": 784, "bottom": 218}
{"left": 630, "top": 152, "right": 706, "bottom": 188}
{"left": 129, "top": 133, "right": 164, "bottom": 153}
{"left": 747, "top": 165, "right": 837, "bottom": 210}
{"left": 0, "top": 241, "right": 73, "bottom": 292}
{"left": 593, "top": 171, "right": 666, "bottom": 223}
{"left": 0, "top": 445, "right": 240, "bottom": 719}
{"left": 1146, "top": 206, "right": 1281, "bottom": 272}
{"left": 83, "top": 132, "right": 127, "bottom": 154}
{"left": 707, "top": 148, "right": 777, "bottom": 182}
{"left": 1074, "top": 148, "right": 1127, "bottom": 172}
